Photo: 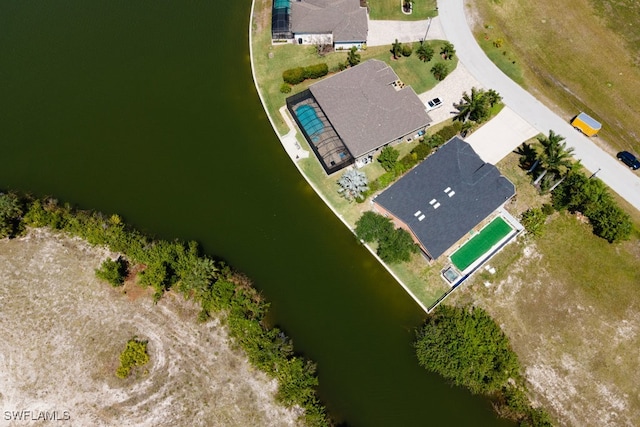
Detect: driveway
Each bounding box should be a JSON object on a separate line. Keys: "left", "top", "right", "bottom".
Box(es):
{"left": 418, "top": 62, "right": 483, "bottom": 125}
{"left": 367, "top": 17, "right": 446, "bottom": 46}
{"left": 465, "top": 107, "right": 539, "bottom": 165}
{"left": 438, "top": 0, "right": 640, "bottom": 211}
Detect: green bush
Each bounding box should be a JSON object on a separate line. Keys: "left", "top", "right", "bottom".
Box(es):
{"left": 303, "top": 63, "right": 329, "bottom": 79}
{"left": 377, "top": 146, "right": 400, "bottom": 172}
{"left": 280, "top": 83, "right": 292, "bottom": 94}
{"left": 411, "top": 142, "right": 432, "bottom": 160}
{"left": 0, "top": 192, "right": 24, "bottom": 238}
{"left": 415, "top": 305, "right": 520, "bottom": 395}
{"left": 95, "top": 256, "right": 128, "bottom": 287}
{"left": 401, "top": 44, "right": 413, "bottom": 57}
{"left": 436, "top": 121, "right": 462, "bottom": 142}
{"left": 282, "top": 67, "right": 306, "bottom": 85}
{"left": 116, "top": 337, "right": 149, "bottom": 379}
{"left": 520, "top": 208, "right": 546, "bottom": 238}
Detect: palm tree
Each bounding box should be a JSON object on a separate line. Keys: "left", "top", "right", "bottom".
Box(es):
{"left": 440, "top": 41, "right": 456, "bottom": 59}
{"left": 391, "top": 39, "right": 402, "bottom": 59}
{"left": 416, "top": 42, "right": 434, "bottom": 62}
{"left": 453, "top": 87, "right": 488, "bottom": 123}
{"left": 533, "top": 130, "right": 574, "bottom": 186}
{"left": 484, "top": 89, "right": 502, "bottom": 107}
{"left": 514, "top": 142, "right": 538, "bottom": 171}
{"left": 430, "top": 62, "right": 449, "bottom": 81}
{"left": 337, "top": 169, "right": 369, "bottom": 202}
{"left": 347, "top": 46, "right": 361, "bottom": 67}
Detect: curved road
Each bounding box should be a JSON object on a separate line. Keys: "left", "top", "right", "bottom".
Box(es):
{"left": 438, "top": 0, "right": 640, "bottom": 212}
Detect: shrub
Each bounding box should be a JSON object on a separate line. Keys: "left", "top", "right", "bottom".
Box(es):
{"left": 401, "top": 44, "right": 413, "bottom": 57}
{"left": 280, "top": 83, "right": 292, "bottom": 94}
{"left": 96, "top": 256, "right": 128, "bottom": 287}
{"left": 116, "top": 337, "right": 149, "bottom": 379}
{"left": 377, "top": 146, "right": 400, "bottom": 172}
{"left": 436, "top": 121, "right": 462, "bottom": 141}
{"left": 0, "top": 192, "right": 24, "bottom": 239}
{"left": 520, "top": 208, "right": 546, "bottom": 238}
{"left": 282, "top": 67, "right": 306, "bottom": 85}
{"left": 411, "top": 142, "right": 432, "bottom": 160}
{"left": 303, "top": 63, "right": 329, "bottom": 80}
{"left": 541, "top": 203, "right": 555, "bottom": 216}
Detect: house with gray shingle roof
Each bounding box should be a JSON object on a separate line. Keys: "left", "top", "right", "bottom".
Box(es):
{"left": 288, "top": 59, "right": 431, "bottom": 173}
{"left": 373, "top": 137, "right": 515, "bottom": 260}
{"left": 291, "top": 0, "right": 368, "bottom": 49}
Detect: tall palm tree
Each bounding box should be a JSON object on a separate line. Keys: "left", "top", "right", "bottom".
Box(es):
{"left": 391, "top": 39, "right": 402, "bottom": 59}
{"left": 484, "top": 89, "right": 502, "bottom": 107}
{"left": 453, "top": 87, "right": 488, "bottom": 123}
{"left": 533, "top": 130, "right": 574, "bottom": 186}
{"left": 416, "top": 42, "right": 434, "bottom": 62}
{"left": 440, "top": 41, "right": 456, "bottom": 59}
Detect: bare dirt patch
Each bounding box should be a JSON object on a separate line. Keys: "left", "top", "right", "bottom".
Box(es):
{"left": 0, "top": 229, "right": 301, "bottom": 427}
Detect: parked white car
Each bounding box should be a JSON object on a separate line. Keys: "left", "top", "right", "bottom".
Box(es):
{"left": 425, "top": 97, "right": 443, "bottom": 111}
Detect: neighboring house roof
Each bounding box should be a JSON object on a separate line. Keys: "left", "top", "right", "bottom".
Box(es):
{"left": 309, "top": 59, "right": 432, "bottom": 158}
{"left": 374, "top": 137, "right": 515, "bottom": 259}
{"left": 291, "top": 0, "right": 368, "bottom": 42}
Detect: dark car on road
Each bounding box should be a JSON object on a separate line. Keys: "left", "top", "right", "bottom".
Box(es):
{"left": 617, "top": 151, "right": 640, "bottom": 170}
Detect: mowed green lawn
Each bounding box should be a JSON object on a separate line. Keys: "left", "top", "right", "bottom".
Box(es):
{"left": 368, "top": 0, "right": 438, "bottom": 20}
{"left": 472, "top": 0, "right": 640, "bottom": 154}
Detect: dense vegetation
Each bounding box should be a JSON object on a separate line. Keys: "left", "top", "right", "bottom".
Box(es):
{"left": 516, "top": 137, "right": 633, "bottom": 243}
{"left": 355, "top": 211, "right": 419, "bottom": 263}
{"left": 0, "top": 192, "right": 329, "bottom": 426}
{"left": 415, "top": 305, "right": 553, "bottom": 426}
{"left": 282, "top": 63, "right": 329, "bottom": 85}
{"left": 116, "top": 337, "right": 150, "bottom": 379}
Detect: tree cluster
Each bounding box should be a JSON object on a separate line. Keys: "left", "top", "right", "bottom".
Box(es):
{"left": 453, "top": 87, "right": 502, "bottom": 124}
{"left": 415, "top": 305, "right": 552, "bottom": 426}
{"left": 355, "top": 211, "right": 419, "bottom": 263}
{"left": 551, "top": 169, "right": 633, "bottom": 243}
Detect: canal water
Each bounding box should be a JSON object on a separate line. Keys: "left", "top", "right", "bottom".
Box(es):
{"left": 1, "top": 2, "right": 511, "bottom": 425}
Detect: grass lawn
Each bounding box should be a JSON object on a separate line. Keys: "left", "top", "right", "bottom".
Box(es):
{"left": 471, "top": 0, "right": 640, "bottom": 154}
{"left": 368, "top": 0, "right": 438, "bottom": 20}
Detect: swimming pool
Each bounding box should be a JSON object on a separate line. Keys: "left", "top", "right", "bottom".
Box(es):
{"left": 450, "top": 216, "right": 513, "bottom": 271}
{"left": 295, "top": 105, "right": 324, "bottom": 138}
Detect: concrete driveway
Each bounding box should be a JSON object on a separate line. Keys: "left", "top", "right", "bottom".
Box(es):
{"left": 367, "top": 17, "right": 446, "bottom": 46}
{"left": 418, "top": 62, "right": 483, "bottom": 125}
{"left": 465, "top": 107, "right": 540, "bottom": 165}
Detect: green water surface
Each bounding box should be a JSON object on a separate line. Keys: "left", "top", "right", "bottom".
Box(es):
{"left": 0, "top": 2, "right": 511, "bottom": 425}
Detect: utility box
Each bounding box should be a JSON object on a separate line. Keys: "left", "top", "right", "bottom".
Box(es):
{"left": 571, "top": 112, "right": 601, "bottom": 137}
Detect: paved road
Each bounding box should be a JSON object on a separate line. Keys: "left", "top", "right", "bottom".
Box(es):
{"left": 438, "top": 0, "right": 640, "bottom": 212}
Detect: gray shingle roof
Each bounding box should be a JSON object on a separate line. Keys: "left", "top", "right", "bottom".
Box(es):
{"left": 309, "top": 60, "right": 432, "bottom": 158}
{"left": 291, "top": 0, "right": 368, "bottom": 42}
{"left": 374, "top": 137, "right": 515, "bottom": 259}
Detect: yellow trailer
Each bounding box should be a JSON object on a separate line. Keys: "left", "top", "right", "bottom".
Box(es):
{"left": 571, "top": 112, "right": 601, "bottom": 137}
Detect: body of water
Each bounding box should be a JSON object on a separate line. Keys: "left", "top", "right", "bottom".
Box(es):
{"left": 0, "top": 2, "right": 510, "bottom": 425}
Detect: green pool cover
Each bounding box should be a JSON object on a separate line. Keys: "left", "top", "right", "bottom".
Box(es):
{"left": 451, "top": 217, "right": 513, "bottom": 271}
